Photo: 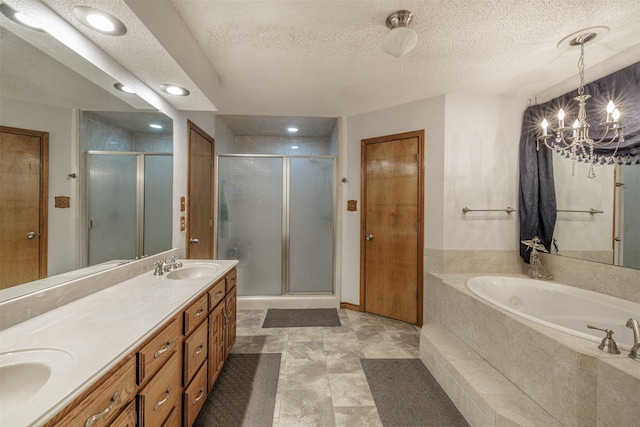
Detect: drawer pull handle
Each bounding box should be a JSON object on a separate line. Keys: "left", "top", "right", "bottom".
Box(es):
{"left": 193, "top": 344, "right": 204, "bottom": 358}
{"left": 85, "top": 390, "right": 120, "bottom": 427}
{"left": 223, "top": 309, "right": 229, "bottom": 324}
{"left": 214, "top": 291, "right": 223, "bottom": 299}
{"left": 193, "top": 387, "right": 205, "bottom": 405}
{"left": 154, "top": 338, "right": 174, "bottom": 358}
{"left": 154, "top": 386, "right": 172, "bottom": 411}
{"left": 193, "top": 308, "right": 205, "bottom": 318}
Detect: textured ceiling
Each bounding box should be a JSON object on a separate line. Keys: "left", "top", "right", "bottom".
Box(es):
{"left": 4, "top": 0, "right": 640, "bottom": 121}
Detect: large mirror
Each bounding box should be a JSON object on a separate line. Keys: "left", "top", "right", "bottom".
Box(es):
{"left": 552, "top": 155, "right": 640, "bottom": 269}
{"left": 0, "top": 7, "right": 174, "bottom": 299}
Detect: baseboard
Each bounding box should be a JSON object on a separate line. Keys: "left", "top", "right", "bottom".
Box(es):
{"left": 340, "top": 302, "right": 360, "bottom": 311}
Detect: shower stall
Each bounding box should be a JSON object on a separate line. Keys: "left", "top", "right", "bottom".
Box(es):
{"left": 217, "top": 155, "right": 335, "bottom": 296}
{"left": 87, "top": 152, "right": 173, "bottom": 265}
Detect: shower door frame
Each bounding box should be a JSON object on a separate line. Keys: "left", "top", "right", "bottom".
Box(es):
{"left": 216, "top": 154, "right": 337, "bottom": 296}
{"left": 86, "top": 151, "right": 173, "bottom": 264}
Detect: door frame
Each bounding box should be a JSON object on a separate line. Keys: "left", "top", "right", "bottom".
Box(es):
{"left": 1, "top": 125, "right": 49, "bottom": 280}
{"left": 186, "top": 120, "right": 215, "bottom": 258}
{"left": 359, "top": 130, "right": 424, "bottom": 325}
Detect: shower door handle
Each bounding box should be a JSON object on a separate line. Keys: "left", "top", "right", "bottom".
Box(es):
{"left": 189, "top": 238, "right": 200, "bottom": 244}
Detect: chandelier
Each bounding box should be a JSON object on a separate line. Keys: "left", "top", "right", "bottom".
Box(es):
{"left": 537, "top": 31, "right": 624, "bottom": 178}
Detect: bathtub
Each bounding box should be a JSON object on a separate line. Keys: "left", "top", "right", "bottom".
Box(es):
{"left": 466, "top": 276, "right": 640, "bottom": 350}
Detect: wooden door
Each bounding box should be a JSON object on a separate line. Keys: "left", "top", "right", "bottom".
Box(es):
{"left": 361, "top": 130, "right": 424, "bottom": 325}
{"left": 186, "top": 121, "right": 214, "bottom": 259}
{"left": 0, "top": 126, "right": 48, "bottom": 289}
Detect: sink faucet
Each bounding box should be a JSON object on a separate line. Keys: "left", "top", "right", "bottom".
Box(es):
{"left": 153, "top": 257, "right": 182, "bottom": 276}
{"left": 626, "top": 318, "right": 640, "bottom": 361}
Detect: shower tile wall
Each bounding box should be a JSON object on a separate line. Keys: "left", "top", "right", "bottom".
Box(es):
{"left": 81, "top": 112, "right": 172, "bottom": 152}
{"left": 235, "top": 136, "right": 331, "bottom": 155}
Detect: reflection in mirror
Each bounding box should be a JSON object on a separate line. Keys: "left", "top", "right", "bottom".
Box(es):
{"left": 552, "top": 155, "right": 640, "bottom": 269}
{"left": 82, "top": 111, "right": 173, "bottom": 265}
{"left": 0, "top": 9, "right": 174, "bottom": 298}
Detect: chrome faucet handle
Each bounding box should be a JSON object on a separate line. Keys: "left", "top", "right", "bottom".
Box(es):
{"left": 587, "top": 324, "right": 620, "bottom": 354}
{"left": 169, "top": 255, "right": 182, "bottom": 269}
{"left": 153, "top": 260, "right": 164, "bottom": 276}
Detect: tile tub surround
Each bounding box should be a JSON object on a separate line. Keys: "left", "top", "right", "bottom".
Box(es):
{"left": 422, "top": 273, "right": 640, "bottom": 427}
{"left": 0, "top": 249, "right": 179, "bottom": 331}
{"left": 0, "top": 258, "right": 238, "bottom": 426}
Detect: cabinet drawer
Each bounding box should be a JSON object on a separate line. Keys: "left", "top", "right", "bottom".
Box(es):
{"left": 138, "top": 317, "right": 181, "bottom": 385}
{"left": 184, "top": 319, "right": 208, "bottom": 385}
{"left": 225, "top": 268, "right": 237, "bottom": 292}
{"left": 138, "top": 352, "right": 181, "bottom": 427}
{"left": 184, "top": 293, "right": 208, "bottom": 335}
{"left": 109, "top": 400, "right": 136, "bottom": 427}
{"left": 45, "top": 356, "right": 137, "bottom": 427}
{"left": 183, "top": 363, "right": 208, "bottom": 427}
{"left": 208, "top": 280, "right": 225, "bottom": 310}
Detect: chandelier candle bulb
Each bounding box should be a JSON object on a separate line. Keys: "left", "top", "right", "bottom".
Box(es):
{"left": 613, "top": 108, "right": 621, "bottom": 124}
{"left": 606, "top": 101, "right": 615, "bottom": 122}
{"left": 558, "top": 108, "right": 565, "bottom": 128}
{"left": 541, "top": 118, "right": 549, "bottom": 136}
{"left": 572, "top": 120, "right": 580, "bottom": 137}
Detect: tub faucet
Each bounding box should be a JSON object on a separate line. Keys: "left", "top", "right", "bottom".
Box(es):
{"left": 522, "top": 236, "right": 552, "bottom": 280}
{"left": 626, "top": 318, "right": 640, "bottom": 362}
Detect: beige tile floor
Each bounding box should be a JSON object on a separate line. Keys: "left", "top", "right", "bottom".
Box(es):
{"left": 232, "top": 308, "right": 421, "bottom": 427}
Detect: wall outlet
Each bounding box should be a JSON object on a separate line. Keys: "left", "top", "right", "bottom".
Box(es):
{"left": 55, "top": 196, "right": 70, "bottom": 208}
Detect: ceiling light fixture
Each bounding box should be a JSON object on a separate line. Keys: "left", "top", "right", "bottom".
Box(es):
{"left": 114, "top": 82, "right": 135, "bottom": 94}
{"left": 382, "top": 10, "right": 418, "bottom": 58}
{"left": 72, "top": 6, "right": 127, "bottom": 36}
{"left": 160, "top": 84, "right": 190, "bottom": 96}
{"left": 149, "top": 123, "right": 163, "bottom": 130}
{"left": 287, "top": 127, "right": 298, "bottom": 133}
{"left": 537, "top": 29, "right": 624, "bottom": 179}
{"left": 0, "top": 3, "right": 45, "bottom": 31}
{"left": 291, "top": 145, "right": 299, "bottom": 150}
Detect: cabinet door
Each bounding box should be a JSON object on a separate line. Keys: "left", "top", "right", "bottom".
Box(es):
{"left": 224, "top": 285, "right": 237, "bottom": 360}
{"left": 208, "top": 301, "right": 225, "bottom": 390}
{"left": 138, "top": 352, "right": 181, "bottom": 426}
{"left": 183, "top": 319, "right": 208, "bottom": 386}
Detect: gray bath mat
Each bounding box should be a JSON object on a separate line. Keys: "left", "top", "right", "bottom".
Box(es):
{"left": 193, "top": 353, "right": 281, "bottom": 427}
{"left": 262, "top": 308, "right": 341, "bottom": 328}
{"left": 361, "top": 358, "right": 469, "bottom": 426}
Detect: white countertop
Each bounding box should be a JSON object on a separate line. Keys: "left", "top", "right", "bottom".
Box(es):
{"left": 0, "top": 259, "right": 238, "bottom": 427}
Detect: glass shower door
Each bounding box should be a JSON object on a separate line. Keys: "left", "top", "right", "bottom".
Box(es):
{"left": 144, "top": 155, "right": 173, "bottom": 256}
{"left": 88, "top": 154, "right": 137, "bottom": 264}
{"left": 289, "top": 158, "right": 334, "bottom": 293}
{"left": 218, "top": 157, "right": 283, "bottom": 296}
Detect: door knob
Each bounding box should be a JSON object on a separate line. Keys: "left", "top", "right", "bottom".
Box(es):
{"left": 27, "top": 231, "right": 36, "bottom": 239}
{"left": 366, "top": 234, "right": 374, "bottom": 241}
{"left": 189, "top": 238, "right": 200, "bottom": 244}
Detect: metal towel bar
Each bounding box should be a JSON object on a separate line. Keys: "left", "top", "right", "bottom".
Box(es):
{"left": 556, "top": 208, "right": 603, "bottom": 214}
{"left": 462, "top": 207, "right": 517, "bottom": 213}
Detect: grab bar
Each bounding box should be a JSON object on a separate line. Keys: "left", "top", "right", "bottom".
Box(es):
{"left": 462, "top": 207, "right": 517, "bottom": 213}
{"left": 556, "top": 208, "right": 603, "bottom": 214}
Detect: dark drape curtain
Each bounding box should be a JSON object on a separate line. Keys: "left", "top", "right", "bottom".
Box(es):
{"left": 518, "top": 61, "right": 640, "bottom": 263}
{"left": 519, "top": 108, "right": 556, "bottom": 263}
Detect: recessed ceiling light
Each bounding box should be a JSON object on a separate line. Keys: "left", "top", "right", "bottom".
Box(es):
{"left": 291, "top": 145, "right": 299, "bottom": 149}
{"left": 160, "top": 84, "right": 190, "bottom": 96}
{"left": 114, "top": 83, "right": 135, "bottom": 94}
{"left": 72, "top": 6, "right": 127, "bottom": 36}
{"left": 0, "top": 3, "right": 45, "bottom": 31}
{"left": 287, "top": 127, "right": 299, "bottom": 133}
{"left": 149, "top": 123, "right": 163, "bottom": 130}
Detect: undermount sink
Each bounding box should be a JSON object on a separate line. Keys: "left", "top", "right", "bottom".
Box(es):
{"left": 0, "top": 349, "right": 74, "bottom": 420}
{"left": 165, "top": 264, "right": 221, "bottom": 280}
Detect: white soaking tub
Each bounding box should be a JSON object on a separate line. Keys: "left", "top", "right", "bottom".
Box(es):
{"left": 466, "top": 276, "right": 640, "bottom": 350}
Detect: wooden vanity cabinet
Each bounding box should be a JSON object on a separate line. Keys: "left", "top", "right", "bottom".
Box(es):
{"left": 44, "top": 355, "right": 137, "bottom": 427}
